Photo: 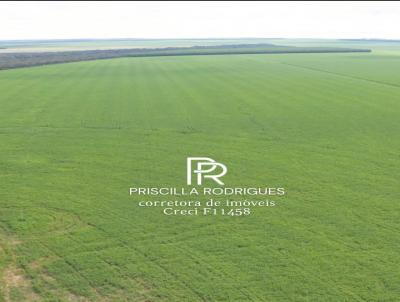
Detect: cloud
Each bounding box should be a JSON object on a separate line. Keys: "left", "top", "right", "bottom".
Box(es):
{"left": 0, "top": 1, "right": 399, "bottom": 40}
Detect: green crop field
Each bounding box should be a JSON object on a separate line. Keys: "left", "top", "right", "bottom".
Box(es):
{"left": 0, "top": 43, "right": 400, "bottom": 301}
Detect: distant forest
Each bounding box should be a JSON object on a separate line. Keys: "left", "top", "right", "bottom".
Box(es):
{"left": 0, "top": 43, "right": 371, "bottom": 70}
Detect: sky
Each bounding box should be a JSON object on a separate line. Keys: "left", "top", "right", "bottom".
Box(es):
{"left": 0, "top": 1, "right": 400, "bottom": 40}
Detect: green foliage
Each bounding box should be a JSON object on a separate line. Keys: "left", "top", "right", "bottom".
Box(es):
{"left": 0, "top": 47, "right": 399, "bottom": 301}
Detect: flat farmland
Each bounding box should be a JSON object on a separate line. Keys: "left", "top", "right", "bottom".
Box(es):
{"left": 0, "top": 51, "right": 399, "bottom": 301}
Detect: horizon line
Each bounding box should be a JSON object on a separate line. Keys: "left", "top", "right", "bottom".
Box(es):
{"left": 1, "top": 37, "right": 400, "bottom": 43}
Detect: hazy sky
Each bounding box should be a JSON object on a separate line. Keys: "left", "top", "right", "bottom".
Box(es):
{"left": 1, "top": 1, "right": 399, "bottom": 40}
